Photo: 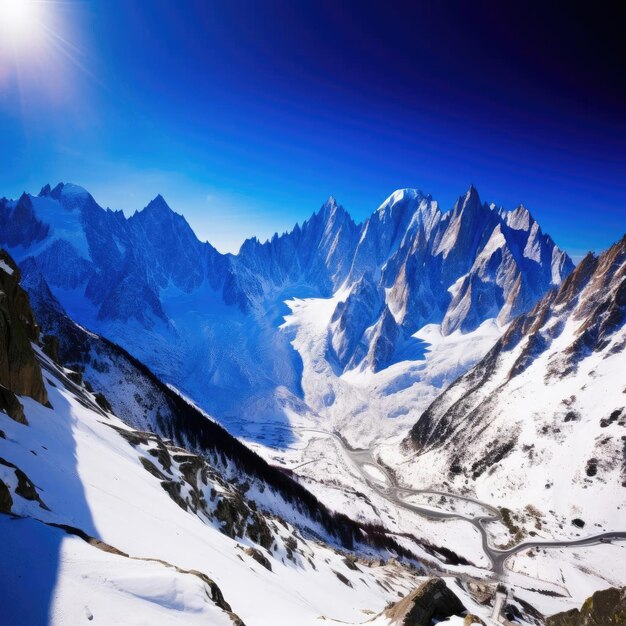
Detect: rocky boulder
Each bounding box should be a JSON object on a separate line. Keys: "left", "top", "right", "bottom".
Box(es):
{"left": 385, "top": 576, "right": 466, "bottom": 625}
{"left": 244, "top": 546, "right": 272, "bottom": 571}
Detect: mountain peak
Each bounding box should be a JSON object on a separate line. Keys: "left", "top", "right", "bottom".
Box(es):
{"left": 315, "top": 195, "right": 350, "bottom": 225}
{"left": 320, "top": 195, "right": 341, "bottom": 217}
{"left": 141, "top": 194, "right": 175, "bottom": 217}
{"left": 375, "top": 189, "right": 431, "bottom": 223}
{"left": 506, "top": 204, "right": 533, "bottom": 231}
{"left": 449, "top": 184, "right": 483, "bottom": 217}
{"left": 464, "top": 183, "right": 480, "bottom": 205}
{"left": 48, "top": 182, "right": 91, "bottom": 200}
{"left": 378, "top": 188, "right": 426, "bottom": 212}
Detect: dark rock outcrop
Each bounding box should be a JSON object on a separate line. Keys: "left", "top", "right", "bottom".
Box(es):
{"left": 244, "top": 546, "right": 272, "bottom": 571}
{"left": 546, "top": 586, "right": 626, "bottom": 625}
{"left": 0, "top": 249, "right": 48, "bottom": 418}
{"left": 385, "top": 576, "right": 466, "bottom": 626}
{"left": 0, "top": 193, "right": 49, "bottom": 248}
{"left": 0, "top": 478, "right": 12, "bottom": 513}
{"left": 0, "top": 385, "right": 26, "bottom": 424}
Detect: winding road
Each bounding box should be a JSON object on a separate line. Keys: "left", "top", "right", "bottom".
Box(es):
{"left": 290, "top": 426, "right": 626, "bottom": 575}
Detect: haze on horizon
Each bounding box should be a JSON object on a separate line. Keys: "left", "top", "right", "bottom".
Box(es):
{"left": 1, "top": 0, "right": 624, "bottom": 259}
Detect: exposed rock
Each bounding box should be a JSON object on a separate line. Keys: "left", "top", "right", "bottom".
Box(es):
{"left": 385, "top": 576, "right": 466, "bottom": 625}
{"left": 139, "top": 457, "right": 168, "bottom": 480}
{"left": 0, "top": 249, "right": 48, "bottom": 409}
{"left": 0, "top": 193, "right": 49, "bottom": 248}
{"left": 0, "top": 385, "right": 26, "bottom": 424}
{"left": 467, "top": 581, "right": 493, "bottom": 605}
{"left": 546, "top": 586, "right": 626, "bottom": 625}
{"left": 160, "top": 480, "right": 187, "bottom": 511}
{"left": 343, "top": 555, "right": 360, "bottom": 571}
{"left": 244, "top": 546, "right": 272, "bottom": 571}
{"left": 66, "top": 369, "right": 83, "bottom": 386}
{"left": 333, "top": 570, "right": 352, "bottom": 587}
{"left": 215, "top": 495, "right": 249, "bottom": 539}
{"left": 245, "top": 512, "right": 274, "bottom": 550}
{"left": 0, "top": 456, "right": 49, "bottom": 510}
{"left": 41, "top": 334, "right": 60, "bottom": 364}
{"left": 464, "top": 615, "right": 486, "bottom": 626}
{"left": 93, "top": 391, "right": 112, "bottom": 413}
{"left": 0, "top": 478, "right": 12, "bottom": 513}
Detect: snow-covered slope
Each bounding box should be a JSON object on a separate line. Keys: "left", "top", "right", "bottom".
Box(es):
{"left": 0, "top": 182, "right": 572, "bottom": 447}
{"left": 0, "top": 249, "right": 437, "bottom": 625}
{"left": 390, "top": 234, "right": 626, "bottom": 538}
{"left": 1, "top": 355, "right": 436, "bottom": 624}
{"left": 17, "top": 256, "right": 425, "bottom": 554}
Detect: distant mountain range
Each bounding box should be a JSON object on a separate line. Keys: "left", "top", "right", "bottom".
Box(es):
{"left": 0, "top": 182, "right": 573, "bottom": 441}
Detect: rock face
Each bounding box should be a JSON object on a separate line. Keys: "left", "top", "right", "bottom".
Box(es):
{"left": 0, "top": 249, "right": 48, "bottom": 421}
{"left": 329, "top": 186, "right": 572, "bottom": 372}
{"left": 385, "top": 576, "right": 466, "bottom": 626}
{"left": 546, "top": 586, "right": 626, "bottom": 626}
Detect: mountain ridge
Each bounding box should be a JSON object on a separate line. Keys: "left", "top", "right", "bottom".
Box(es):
{"left": 0, "top": 181, "right": 574, "bottom": 442}
{"left": 389, "top": 233, "right": 626, "bottom": 538}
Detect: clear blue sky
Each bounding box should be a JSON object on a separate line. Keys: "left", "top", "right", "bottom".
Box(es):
{"left": 1, "top": 1, "right": 624, "bottom": 259}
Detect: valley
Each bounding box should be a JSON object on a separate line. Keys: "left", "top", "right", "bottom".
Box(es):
{"left": 252, "top": 423, "right": 626, "bottom": 577}
{"left": 1, "top": 182, "right": 624, "bottom": 624}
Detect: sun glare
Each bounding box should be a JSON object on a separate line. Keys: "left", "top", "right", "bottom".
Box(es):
{"left": 0, "top": 0, "right": 47, "bottom": 49}
{"left": 0, "top": 0, "right": 84, "bottom": 97}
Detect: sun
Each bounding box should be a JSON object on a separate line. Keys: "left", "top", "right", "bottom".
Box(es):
{"left": 0, "top": 0, "right": 49, "bottom": 52}
{"left": 0, "top": 0, "right": 82, "bottom": 98}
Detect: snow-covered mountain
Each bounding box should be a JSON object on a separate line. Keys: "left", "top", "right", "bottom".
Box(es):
{"left": 6, "top": 246, "right": 574, "bottom": 626}
{"left": 390, "top": 234, "right": 626, "bottom": 538}
{"left": 0, "top": 248, "right": 440, "bottom": 624}
{"left": 2, "top": 191, "right": 624, "bottom": 624}
{"left": 332, "top": 185, "right": 572, "bottom": 373}
{"left": 0, "top": 182, "right": 572, "bottom": 446}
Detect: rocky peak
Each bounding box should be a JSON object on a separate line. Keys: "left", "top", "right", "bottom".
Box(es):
{"left": 457, "top": 184, "right": 482, "bottom": 214}
{"left": 132, "top": 194, "right": 200, "bottom": 244}
{"left": 0, "top": 193, "right": 50, "bottom": 249}
{"left": 323, "top": 194, "right": 338, "bottom": 213}
{"left": 376, "top": 188, "right": 427, "bottom": 216}
{"left": 148, "top": 193, "right": 168, "bottom": 209}
{"left": 505, "top": 204, "right": 532, "bottom": 231}
{"left": 312, "top": 195, "right": 352, "bottom": 229}
{"left": 49, "top": 182, "right": 66, "bottom": 198}
{"left": 546, "top": 586, "right": 626, "bottom": 626}
{"left": 48, "top": 182, "right": 97, "bottom": 212}
{"left": 139, "top": 194, "right": 176, "bottom": 219}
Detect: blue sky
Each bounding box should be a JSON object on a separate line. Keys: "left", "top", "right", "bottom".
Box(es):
{"left": 0, "top": 1, "right": 624, "bottom": 259}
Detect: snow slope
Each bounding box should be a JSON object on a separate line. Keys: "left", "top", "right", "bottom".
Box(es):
{"left": 1, "top": 349, "right": 430, "bottom": 625}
